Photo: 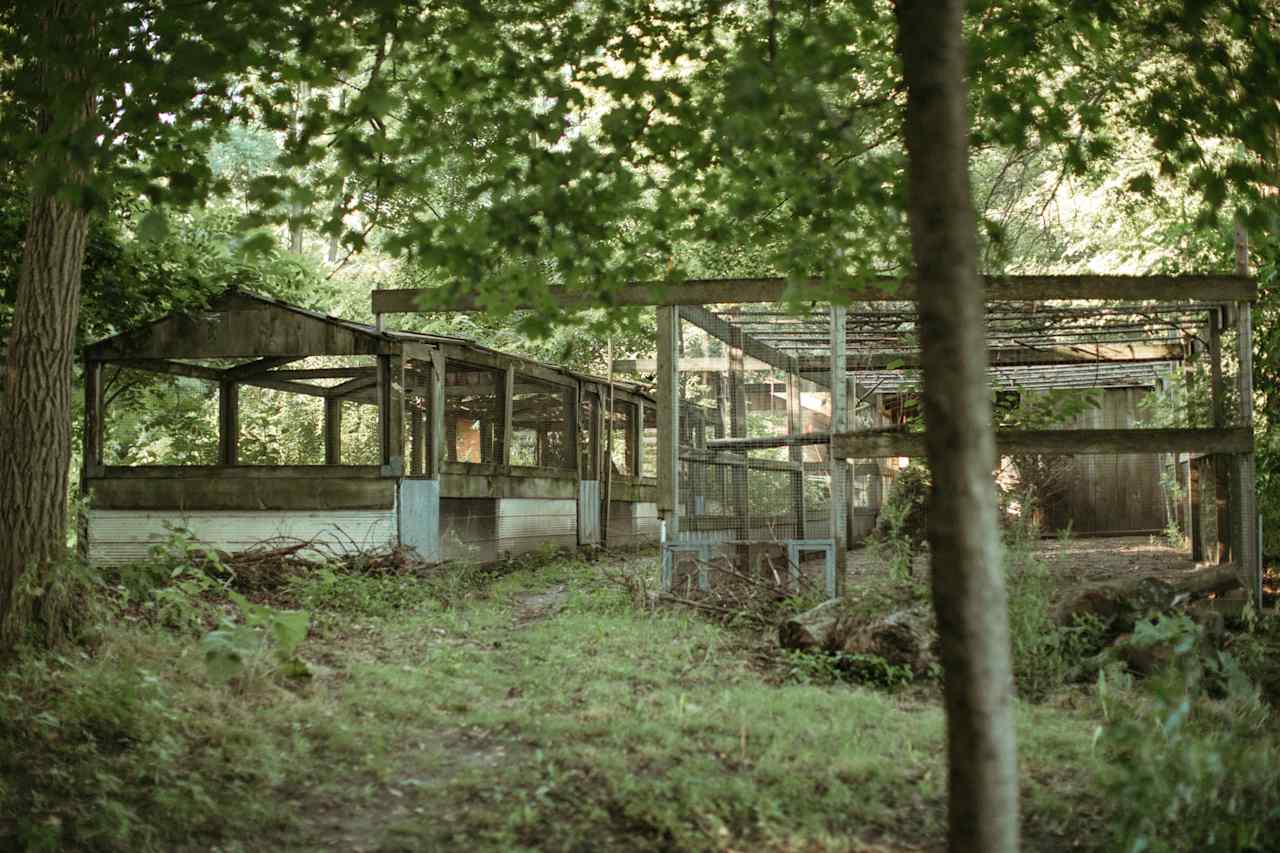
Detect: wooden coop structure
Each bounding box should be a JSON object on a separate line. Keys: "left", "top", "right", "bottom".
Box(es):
{"left": 81, "top": 289, "right": 659, "bottom": 566}
{"left": 375, "top": 273, "right": 1261, "bottom": 601}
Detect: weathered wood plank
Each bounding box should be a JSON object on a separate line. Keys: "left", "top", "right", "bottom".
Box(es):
{"left": 831, "top": 427, "right": 1254, "bottom": 459}
{"left": 94, "top": 464, "right": 383, "bottom": 478}
{"left": 89, "top": 308, "right": 383, "bottom": 359}
{"left": 88, "top": 475, "right": 396, "bottom": 511}
{"left": 372, "top": 274, "right": 1256, "bottom": 313}
{"left": 439, "top": 473, "right": 578, "bottom": 500}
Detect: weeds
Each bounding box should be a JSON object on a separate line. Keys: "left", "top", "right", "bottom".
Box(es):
{"left": 1095, "top": 613, "right": 1280, "bottom": 852}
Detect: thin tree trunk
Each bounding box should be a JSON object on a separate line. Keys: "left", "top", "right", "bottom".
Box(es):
{"left": 894, "top": 2, "right": 1019, "bottom": 851}
{"left": 0, "top": 2, "right": 95, "bottom": 650}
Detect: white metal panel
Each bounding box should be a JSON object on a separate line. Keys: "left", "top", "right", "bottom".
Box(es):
{"left": 578, "top": 480, "right": 601, "bottom": 544}
{"left": 497, "top": 498, "right": 577, "bottom": 554}
{"left": 87, "top": 507, "right": 398, "bottom": 567}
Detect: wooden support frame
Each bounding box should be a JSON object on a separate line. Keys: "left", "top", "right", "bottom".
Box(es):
{"left": 377, "top": 354, "right": 405, "bottom": 476}
{"left": 829, "top": 306, "right": 848, "bottom": 595}
{"left": 680, "top": 305, "right": 832, "bottom": 390}
{"left": 218, "top": 380, "right": 239, "bottom": 466}
{"left": 428, "top": 349, "right": 446, "bottom": 479}
{"left": 727, "top": 314, "right": 749, "bottom": 542}
{"left": 786, "top": 355, "right": 806, "bottom": 539}
{"left": 1206, "top": 308, "right": 1230, "bottom": 564}
{"left": 616, "top": 342, "right": 1186, "bottom": 374}
{"left": 657, "top": 306, "right": 680, "bottom": 526}
{"left": 372, "top": 274, "right": 1257, "bottom": 313}
{"left": 83, "top": 358, "right": 104, "bottom": 478}
{"left": 1233, "top": 298, "right": 1260, "bottom": 602}
{"left": 324, "top": 397, "right": 343, "bottom": 465}
{"left": 831, "top": 427, "right": 1253, "bottom": 460}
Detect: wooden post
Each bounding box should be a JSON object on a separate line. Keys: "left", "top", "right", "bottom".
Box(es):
{"left": 429, "top": 349, "right": 446, "bottom": 479}
{"left": 657, "top": 307, "right": 680, "bottom": 535}
{"left": 602, "top": 342, "right": 615, "bottom": 545}
{"left": 728, "top": 319, "right": 748, "bottom": 542}
{"left": 499, "top": 364, "right": 514, "bottom": 469}
{"left": 324, "top": 397, "right": 343, "bottom": 465}
{"left": 787, "top": 354, "right": 806, "bottom": 540}
{"left": 1189, "top": 457, "right": 1203, "bottom": 561}
{"left": 377, "top": 354, "right": 404, "bottom": 476}
{"left": 830, "top": 305, "right": 848, "bottom": 595}
{"left": 569, "top": 382, "right": 582, "bottom": 481}
{"left": 218, "top": 380, "right": 239, "bottom": 466}
{"left": 1208, "top": 309, "right": 1230, "bottom": 563}
{"left": 410, "top": 407, "right": 426, "bottom": 475}
{"left": 1233, "top": 223, "right": 1259, "bottom": 602}
{"left": 83, "top": 358, "right": 103, "bottom": 477}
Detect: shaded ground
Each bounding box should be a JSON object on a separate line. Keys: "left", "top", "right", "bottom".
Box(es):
{"left": 847, "top": 533, "right": 1201, "bottom": 594}
{"left": 3, "top": 538, "right": 1273, "bottom": 852}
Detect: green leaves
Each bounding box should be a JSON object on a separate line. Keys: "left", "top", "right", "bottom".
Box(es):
{"left": 202, "top": 589, "right": 312, "bottom": 686}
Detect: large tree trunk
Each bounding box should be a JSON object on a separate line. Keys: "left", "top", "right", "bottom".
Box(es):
{"left": 0, "top": 2, "right": 94, "bottom": 650}
{"left": 894, "top": 3, "right": 1020, "bottom": 851}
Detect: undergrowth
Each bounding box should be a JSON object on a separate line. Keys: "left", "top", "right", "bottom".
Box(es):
{"left": 5, "top": 533, "right": 1280, "bottom": 852}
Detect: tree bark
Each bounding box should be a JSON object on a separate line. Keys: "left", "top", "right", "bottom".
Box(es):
{"left": 0, "top": 1, "right": 95, "bottom": 650}
{"left": 894, "top": 3, "right": 1020, "bottom": 851}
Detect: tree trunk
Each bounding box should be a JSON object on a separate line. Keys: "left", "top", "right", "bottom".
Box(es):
{"left": 894, "top": 3, "right": 1020, "bottom": 851}
{"left": 0, "top": 2, "right": 95, "bottom": 650}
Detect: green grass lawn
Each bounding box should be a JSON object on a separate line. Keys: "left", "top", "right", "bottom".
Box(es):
{"left": 1, "top": 547, "right": 1273, "bottom": 852}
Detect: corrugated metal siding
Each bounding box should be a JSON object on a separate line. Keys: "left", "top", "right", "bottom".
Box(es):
{"left": 578, "top": 481, "right": 601, "bottom": 545}
{"left": 87, "top": 507, "right": 398, "bottom": 567}
{"left": 497, "top": 498, "right": 577, "bottom": 554}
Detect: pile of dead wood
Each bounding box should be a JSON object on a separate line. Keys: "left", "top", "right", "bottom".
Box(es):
{"left": 778, "top": 599, "right": 937, "bottom": 675}
{"left": 778, "top": 564, "right": 1248, "bottom": 678}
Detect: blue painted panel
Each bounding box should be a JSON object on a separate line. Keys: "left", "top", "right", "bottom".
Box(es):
{"left": 400, "top": 479, "right": 441, "bottom": 561}
{"left": 578, "top": 480, "right": 600, "bottom": 545}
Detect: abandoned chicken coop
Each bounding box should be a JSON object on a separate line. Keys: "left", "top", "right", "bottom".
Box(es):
{"left": 373, "top": 273, "right": 1261, "bottom": 601}
{"left": 81, "top": 289, "right": 659, "bottom": 566}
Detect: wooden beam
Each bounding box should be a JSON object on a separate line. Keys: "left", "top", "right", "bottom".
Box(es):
{"left": 225, "top": 356, "right": 299, "bottom": 380}
{"left": 616, "top": 342, "right": 1186, "bottom": 375}
{"left": 680, "top": 305, "right": 832, "bottom": 390}
{"left": 831, "top": 427, "right": 1254, "bottom": 459}
{"left": 114, "top": 358, "right": 224, "bottom": 382}
{"left": 262, "top": 367, "right": 374, "bottom": 380}
{"left": 371, "top": 274, "right": 1256, "bottom": 313}
{"left": 326, "top": 375, "right": 379, "bottom": 399}
{"left": 218, "top": 381, "right": 239, "bottom": 465}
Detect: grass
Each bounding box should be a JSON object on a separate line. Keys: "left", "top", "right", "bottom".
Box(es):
{"left": 0, "top": 546, "right": 1258, "bottom": 852}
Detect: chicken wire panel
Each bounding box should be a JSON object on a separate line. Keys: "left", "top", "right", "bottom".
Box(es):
{"left": 675, "top": 308, "right": 833, "bottom": 548}
{"left": 445, "top": 361, "right": 502, "bottom": 464}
